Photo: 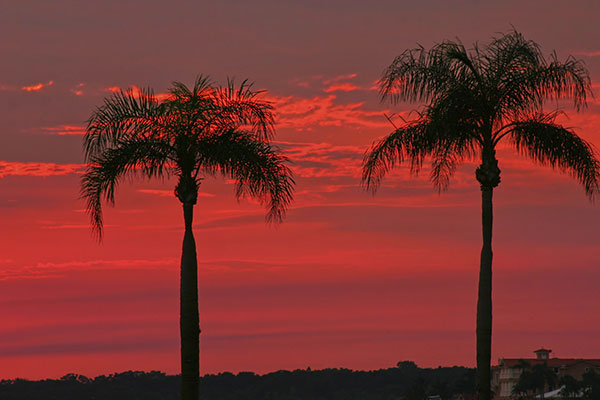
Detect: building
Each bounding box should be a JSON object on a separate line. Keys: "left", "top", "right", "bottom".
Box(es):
{"left": 491, "top": 348, "right": 600, "bottom": 399}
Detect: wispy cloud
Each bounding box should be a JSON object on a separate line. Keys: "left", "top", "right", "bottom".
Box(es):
{"left": 41, "top": 124, "right": 86, "bottom": 136}
{"left": 21, "top": 80, "right": 54, "bottom": 92}
{"left": 39, "top": 223, "right": 95, "bottom": 230}
{"left": 0, "top": 258, "right": 178, "bottom": 281}
{"left": 323, "top": 73, "right": 358, "bottom": 84}
{"left": 267, "top": 94, "right": 390, "bottom": 129}
{"left": 573, "top": 50, "right": 600, "bottom": 57}
{"left": 290, "top": 73, "right": 361, "bottom": 90}
{"left": 0, "top": 161, "right": 84, "bottom": 178}
{"left": 70, "top": 82, "right": 85, "bottom": 96}
{"left": 323, "top": 82, "right": 361, "bottom": 93}
{"left": 278, "top": 141, "right": 364, "bottom": 179}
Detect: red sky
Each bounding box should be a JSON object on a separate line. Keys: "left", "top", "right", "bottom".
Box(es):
{"left": 1, "top": 1, "right": 600, "bottom": 379}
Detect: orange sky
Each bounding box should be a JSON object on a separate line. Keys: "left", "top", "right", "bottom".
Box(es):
{"left": 1, "top": 0, "right": 599, "bottom": 380}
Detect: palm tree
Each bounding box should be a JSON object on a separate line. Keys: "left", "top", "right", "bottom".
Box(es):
{"left": 81, "top": 76, "right": 294, "bottom": 400}
{"left": 582, "top": 369, "right": 600, "bottom": 399}
{"left": 362, "top": 31, "right": 599, "bottom": 400}
{"left": 532, "top": 363, "right": 558, "bottom": 398}
{"left": 559, "top": 374, "right": 581, "bottom": 399}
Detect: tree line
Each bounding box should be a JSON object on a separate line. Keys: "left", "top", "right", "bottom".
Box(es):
{"left": 0, "top": 363, "right": 474, "bottom": 400}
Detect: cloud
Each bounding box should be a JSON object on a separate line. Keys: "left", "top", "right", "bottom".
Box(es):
{"left": 38, "top": 223, "right": 92, "bottom": 230}
{"left": 70, "top": 83, "right": 85, "bottom": 96}
{"left": 368, "top": 80, "right": 381, "bottom": 91}
{"left": 0, "top": 258, "right": 178, "bottom": 281}
{"left": 320, "top": 74, "right": 375, "bottom": 93}
{"left": 289, "top": 76, "right": 322, "bottom": 88}
{"left": 21, "top": 80, "right": 54, "bottom": 92}
{"left": 323, "top": 73, "right": 358, "bottom": 84}
{"left": 279, "top": 141, "right": 364, "bottom": 178}
{"left": 41, "top": 124, "right": 86, "bottom": 136}
{"left": 323, "top": 82, "right": 361, "bottom": 93}
{"left": 289, "top": 73, "right": 361, "bottom": 91}
{"left": 0, "top": 83, "right": 16, "bottom": 91}
{"left": 0, "top": 161, "right": 84, "bottom": 178}
{"left": 573, "top": 50, "right": 600, "bottom": 57}
{"left": 267, "top": 94, "right": 390, "bottom": 129}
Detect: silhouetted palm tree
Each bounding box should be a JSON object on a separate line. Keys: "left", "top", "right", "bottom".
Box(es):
{"left": 81, "top": 76, "right": 294, "bottom": 400}
{"left": 582, "top": 369, "right": 600, "bottom": 400}
{"left": 559, "top": 374, "right": 581, "bottom": 399}
{"left": 362, "top": 31, "right": 599, "bottom": 400}
{"left": 530, "top": 363, "right": 557, "bottom": 399}
{"left": 512, "top": 360, "right": 534, "bottom": 399}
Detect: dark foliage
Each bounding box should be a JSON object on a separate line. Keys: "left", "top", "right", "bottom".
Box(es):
{"left": 511, "top": 361, "right": 557, "bottom": 399}
{"left": 0, "top": 364, "right": 475, "bottom": 400}
{"left": 582, "top": 369, "right": 600, "bottom": 400}
{"left": 512, "top": 369, "right": 600, "bottom": 400}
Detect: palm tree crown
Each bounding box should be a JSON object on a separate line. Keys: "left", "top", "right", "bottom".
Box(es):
{"left": 82, "top": 76, "right": 294, "bottom": 238}
{"left": 364, "top": 30, "right": 599, "bottom": 195}
{"left": 362, "top": 31, "right": 599, "bottom": 400}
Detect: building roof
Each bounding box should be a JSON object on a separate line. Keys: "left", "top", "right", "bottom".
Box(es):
{"left": 534, "top": 348, "right": 552, "bottom": 353}
{"left": 497, "top": 358, "right": 600, "bottom": 368}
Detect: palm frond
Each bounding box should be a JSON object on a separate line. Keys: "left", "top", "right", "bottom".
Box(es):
{"left": 84, "top": 87, "right": 164, "bottom": 159}
{"left": 170, "top": 75, "right": 213, "bottom": 99}
{"left": 508, "top": 112, "right": 600, "bottom": 198}
{"left": 430, "top": 145, "right": 472, "bottom": 192}
{"left": 432, "top": 40, "right": 482, "bottom": 84}
{"left": 486, "top": 30, "right": 544, "bottom": 74}
{"left": 380, "top": 46, "right": 452, "bottom": 104}
{"left": 537, "top": 53, "right": 590, "bottom": 109}
{"left": 168, "top": 76, "right": 215, "bottom": 117}
{"left": 380, "top": 38, "right": 484, "bottom": 105}
{"left": 195, "top": 130, "right": 294, "bottom": 222}
{"left": 213, "top": 78, "right": 275, "bottom": 140}
{"left": 488, "top": 31, "right": 591, "bottom": 122}
{"left": 81, "top": 138, "right": 173, "bottom": 239}
{"left": 365, "top": 81, "right": 482, "bottom": 192}
{"left": 362, "top": 121, "right": 425, "bottom": 192}
{"left": 166, "top": 78, "right": 275, "bottom": 142}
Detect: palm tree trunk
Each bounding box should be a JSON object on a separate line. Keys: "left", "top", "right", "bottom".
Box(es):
{"left": 475, "top": 149, "right": 500, "bottom": 400}
{"left": 477, "top": 184, "right": 493, "bottom": 400}
{"left": 180, "top": 202, "right": 200, "bottom": 400}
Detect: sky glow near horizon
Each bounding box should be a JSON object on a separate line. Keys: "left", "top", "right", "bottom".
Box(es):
{"left": 1, "top": 0, "right": 599, "bottom": 380}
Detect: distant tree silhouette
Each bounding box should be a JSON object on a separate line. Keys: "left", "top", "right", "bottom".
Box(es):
{"left": 559, "top": 374, "right": 581, "bottom": 399}
{"left": 397, "top": 361, "right": 419, "bottom": 370}
{"left": 513, "top": 361, "right": 560, "bottom": 399}
{"left": 0, "top": 365, "right": 476, "bottom": 400}
{"left": 363, "top": 30, "right": 599, "bottom": 400}
{"left": 512, "top": 360, "right": 534, "bottom": 399}
{"left": 532, "top": 363, "right": 558, "bottom": 398}
{"left": 582, "top": 369, "right": 600, "bottom": 400}
{"left": 81, "top": 76, "right": 294, "bottom": 400}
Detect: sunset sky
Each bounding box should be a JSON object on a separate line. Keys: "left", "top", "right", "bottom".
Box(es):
{"left": 1, "top": 1, "right": 599, "bottom": 380}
